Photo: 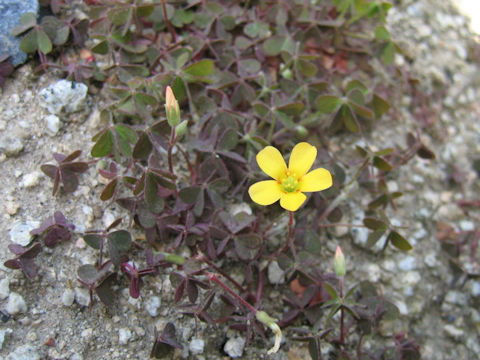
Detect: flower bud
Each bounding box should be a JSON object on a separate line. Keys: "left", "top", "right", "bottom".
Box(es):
{"left": 334, "top": 246, "right": 346, "bottom": 277}
{"left": 175, "top": 120, "right": 188, "bottom": 138}
{"left": 165, "top": 86, "right": 180, "bottom": 127}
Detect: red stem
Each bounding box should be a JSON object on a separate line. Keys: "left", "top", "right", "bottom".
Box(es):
{"left": 339, "top": 276, "right": 345, "bottom": 345}
{"left": 208, "top": 273, "right": 257, "bottom": 315}
{"left": 167, "top": 127, "right": 176, "bottom": 175}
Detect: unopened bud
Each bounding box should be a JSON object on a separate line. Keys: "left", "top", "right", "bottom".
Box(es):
{"left": 334, "top": 246, "right": 346, "bottom": 277}
{"left": 256, "top": 310, "right": 282, "bottom": 354}
{"left": 165, "top": 86, "right": 181, "bottom": 127}
{"left": 175, "top": 120, "right": 188, "bottom": 138}
{"left": 295, "top": 125, "right": 308, "bottom": 139}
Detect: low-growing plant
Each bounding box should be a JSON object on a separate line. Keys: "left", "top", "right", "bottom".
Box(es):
{"left": 6, "top": 0, "right": 436, "bottom": 358}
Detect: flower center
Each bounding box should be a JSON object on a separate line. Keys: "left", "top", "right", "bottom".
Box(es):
{"left": 281, "top": 173, "right": 299, "bottom": 193}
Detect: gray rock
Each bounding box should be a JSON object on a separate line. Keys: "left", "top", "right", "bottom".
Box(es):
{"left": 0, "top": 0, "right": 39, "bottom": 66}
{"left": 6, "top": 344, "right": 41, "bottom": 360}
{"left": 223, "top": 337, "right": 245, "bottom": 358}
{"left": 267, "top": 261, "right": 285, "bottom": 285}
{"left": 0, "top": 328, "right": 12, "bottom": 350}
{"left": 145, "top": 296, "right": 161, "bottom": 317}
{"left": 38, "top": 80, "right": 88, "bottom": 115}
{"left": 0, "top": 278, "right": 10, "bottom": 299}
{"left": 6, "top": 292, "right": 27, "bottom": 315}
{"left": 189, "top": 338, "right": 205, "bottom": 355}
{"left": 0, "top": 135, "right": 24, "bottom": 156}
{"left": 9, "top": 221, "right": 38, "bottom": 246}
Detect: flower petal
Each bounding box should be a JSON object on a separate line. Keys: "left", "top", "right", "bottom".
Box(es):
{"left": 256, "top": 146, "right": 287, "bottom": 180}
{"left": 248, "top": 180, "right": 282, "bottom": 205}
{"left": 288, "top": 142, "right": 317, "bottom": 177}
{"left": 299, "top": 168, "right": 333, "bottom": 192}
{"left": 280, "top": 192, "right": 307, "bottom": 211}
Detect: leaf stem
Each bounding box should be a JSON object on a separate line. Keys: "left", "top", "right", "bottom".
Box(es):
{"left": 207, "top": 273, "right": 257, "bottom": 314}
{"left": 339, "top": 276, "right": 345, "bottom": 345}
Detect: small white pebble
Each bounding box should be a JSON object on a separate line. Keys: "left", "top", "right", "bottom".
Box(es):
{"left": 189, "top": 338, "right": 205, "bottom": 355}
{"left": 5, "top": 201, "right": 20, "bottom": 215}
{"left": 0, "top": 278, "right": 10, "bottom": 299}
{"left": 61, "top": 289, "right": 75, "bottom": 307}
{"left": 6, "top": 292, "right": 27, "bottom": 315}
{"left": 45, "top": 114, "right": 61, "bottom": 136}
{"left": 145, "top": 296, "right": 161, "bottom": 317}
{"left": 118, "top": 328, "right": 132, "bottom": 345}
{"left": 21, "top": 172, "right": 41, "bottom": 188}
{"left": 224, "top": 337, "right": 245, "bottom": 358}
{"left": 74, "top": 287, "right": 91, "bottom": 307}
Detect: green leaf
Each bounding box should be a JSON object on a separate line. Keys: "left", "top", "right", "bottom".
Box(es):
{"left": 91, "top": 130, "right": 114, "bottom": 157}
{"left": 234, "top": 36, "right": 251, "bottom": 50}
{"left": 179, "top": 187, "right": 201, "bottom": 204}
{"left": 373, "top": 156, "right": 392, "bottom": 171}
{"left": 108, "top": 230, "right": 132, "bottom": 252}
{"left": 134, "top": 92, "right": 157, "bottom": 106}
{"left": 372, "top": 93, "right": 390, "bottom": 118}
{"left": 77, "top": 264, "right": 99, "bottom": 282}
{"left": 137, "top": 4, "right": 155, "bottom": 17}
{"left": 298, "top": 59, "right": 318, "bottom": 77}
{"left": 91, "top": 40, "right": 109, "bottom": 54}
{"left": 323, "top": 282, "right": 338, "bottom": 300}
{"left": 83, "top": 234, "right": 102, "bottom": 250}
{"left": 132, "top": 132, "right": 152, "bottom": 160}
{"left": 388, "top": 231, "right": 413, "bottom": 251}
{"left": 108, "top": 7, "right": 132, "bottom": 26}
{"left": 219, "top": 128, "right": 238, "bottom": 150}
{"left": 366, "top": 229, "right": 386, "bottom": 248}
{"left": 381, "top": 42, "right": 395, "bottom": 65}
{"left": 317, "top": 95, "right": 342, "bottom": 113}
{"left": 277, "top": 102, "right": 305, "bottom": 116}
{"left": 375, "top": 26, "right": 390, "bottom": 41}
{"left": 145, "top": 172, "right": 159, "bottom": 206}
{"left": 115, "top": 125, "right": 137, "bottom": 157}
{"left": 345, "top": 80, "right": 368, "bottom": 95}
{"left": 183, "top": 59, "right": 214, "bottom": 77}
{"left": 174, "top": 49, "right": 191, "bottom": 69}
{"left": 244, "top": 22, "right": 269, "bottom": 38}
{"left": 172, "top": 77, "right": 186, "bottom": 101}
{"left": 342, "top": 105, "right": 360, "bottom": 132}
{"left": 374, "top": 147, "right": 394, "bottom": 156}
{"left": 368, "top": 194, "right": 388, "bottom": 210}
{"left": 262, "top": 36, "right": 295, "bottom": 56}
{"left": 349, "top": 101, "right": 374, "bottom": 119}
{"left": 239, "top": 59, "right": 261, "bottom": 74}
{"left": 11, "top": 12, "right": 37, "bottom": 36}
{"left": 100, "top": 179, "right": 117, "bottom": 201}
{"left": 20, "top": 30, "right": 38, "bottom": 53}
{"left": 253, "top": 102, "right": 270, "bottom": 117}
{"left": 363, "top": 217, "right": 388, "bottom": 230}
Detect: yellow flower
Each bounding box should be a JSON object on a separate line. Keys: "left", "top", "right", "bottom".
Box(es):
{"left": 248, "top": 142, "right": 332, "bottom": 211}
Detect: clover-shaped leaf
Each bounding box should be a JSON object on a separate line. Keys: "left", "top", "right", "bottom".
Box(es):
{"left": 41, "top": 150, "right": 89, "bottom": 195}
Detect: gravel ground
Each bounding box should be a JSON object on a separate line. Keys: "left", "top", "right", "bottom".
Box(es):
{"left": 0, "top": 0, "right": 479, "bottom": 359}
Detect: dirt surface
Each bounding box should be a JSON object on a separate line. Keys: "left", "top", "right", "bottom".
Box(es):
{"left": 0, "top": 0, "right": 479, "bottom": 359}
